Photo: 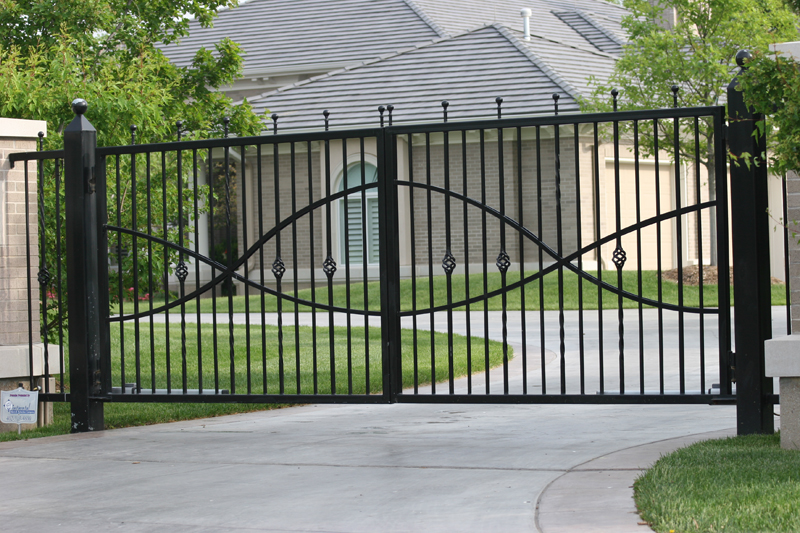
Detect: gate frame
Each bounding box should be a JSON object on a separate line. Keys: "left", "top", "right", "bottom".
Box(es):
{"left": 40, "top": 88, "right": 774, "bottom": 434}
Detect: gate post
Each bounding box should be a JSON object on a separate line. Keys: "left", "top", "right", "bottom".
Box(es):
{"left": 727, "top": 51, "right": 774, "bottom": 435}
{"left": 64, "top": 99, "right": 105, "bottom": 432}
{"left": 377, "top": 129, "right": 403, "bottom": 401}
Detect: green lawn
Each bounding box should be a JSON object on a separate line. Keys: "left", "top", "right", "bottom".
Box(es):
{"left": 1, "top": 322, "right": 504, "bottom": 442}
{"left": 634, "top": 434, "right": 800, "bottom": 533}
{"left": 118, "top": 270, "right": 785, "bottom": 315}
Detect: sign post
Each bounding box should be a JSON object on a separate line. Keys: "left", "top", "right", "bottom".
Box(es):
{"left": 1, "top": 387, "right": 39, "bottom": 434}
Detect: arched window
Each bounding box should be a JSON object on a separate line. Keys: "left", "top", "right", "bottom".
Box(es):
{"left": 338, "top": 162, "right": 379, "bottom": 264}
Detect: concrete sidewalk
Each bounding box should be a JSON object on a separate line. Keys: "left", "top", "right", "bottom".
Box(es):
{"left": 0, "top": 402, "right": 740, "bottom": 532}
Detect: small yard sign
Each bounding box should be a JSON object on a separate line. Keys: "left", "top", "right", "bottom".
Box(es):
{"left": 1, "top": 388, "right": 38, "bottom": 433}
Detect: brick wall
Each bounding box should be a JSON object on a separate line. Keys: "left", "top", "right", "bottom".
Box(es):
{"left": 787, "top": 170, "right": 800, "bottom": 333}
{"left": 0, "top": 126, "right": 42, "bottom": 346}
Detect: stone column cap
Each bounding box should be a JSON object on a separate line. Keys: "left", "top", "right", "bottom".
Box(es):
{"left": 764, "top": 335, "right": 800, "bottom": 377}
{"left": 0, "top": 118, "right": 47, "bottom": 139}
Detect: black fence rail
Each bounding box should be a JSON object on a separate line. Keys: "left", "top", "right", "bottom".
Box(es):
{"left": 7, "top": 85, "right": 785, "bottom": 433}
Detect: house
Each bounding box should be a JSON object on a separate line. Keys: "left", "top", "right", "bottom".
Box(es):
{"left": 160, "top": 0, "right": 785, "bottom": 288}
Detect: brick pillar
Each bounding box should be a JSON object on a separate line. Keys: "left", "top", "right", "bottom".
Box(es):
{"left": 787, "top": 170, "right": 800, "bottom": 334}
{"left": 0, "top": 117, "right": 54, "bottom": 432}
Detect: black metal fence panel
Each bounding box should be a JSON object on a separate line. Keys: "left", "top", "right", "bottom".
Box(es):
{"left": 10, "top": 103, "right": 775, "bottom": 407}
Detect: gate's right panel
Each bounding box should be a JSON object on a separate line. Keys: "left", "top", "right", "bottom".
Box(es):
{"left": 389, "top": 108, "right": 732, "bottom": 403}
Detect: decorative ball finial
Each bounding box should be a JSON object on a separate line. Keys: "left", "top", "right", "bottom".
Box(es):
{"left": 71, "top": 98, "right": 88, "bottom": 115}
{"left": 736, "top": 49, "right": 753, "bottom": 68}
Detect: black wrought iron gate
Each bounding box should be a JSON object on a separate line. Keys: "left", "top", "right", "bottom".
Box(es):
{"left": 16, "top": 98, "right": 782, "bottom": 434}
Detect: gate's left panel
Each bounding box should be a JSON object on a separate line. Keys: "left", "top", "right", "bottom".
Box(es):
{"left": 103, "top": 129, "right": 387, "bottom": 404}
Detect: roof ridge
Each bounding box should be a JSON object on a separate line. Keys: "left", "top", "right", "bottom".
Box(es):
{"left": 402, "top": 0, "right": 450, "bottom": 39}
{"left": 493, "top": 23, "right": 581, "bottom": 101}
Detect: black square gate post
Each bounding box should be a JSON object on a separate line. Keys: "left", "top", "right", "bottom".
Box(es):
{"left": 377, "top": 129, "right": 403, "bottom": 401}
{"left": 727, "top": 51, "right": 774, "bottom": 435}
{"left": 64, "top": 99, "right": 107, "bottom": 431}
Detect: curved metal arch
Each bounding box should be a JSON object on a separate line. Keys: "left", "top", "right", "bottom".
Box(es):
{"left": 397, "top": 179, "right": 721, "bottom": 316}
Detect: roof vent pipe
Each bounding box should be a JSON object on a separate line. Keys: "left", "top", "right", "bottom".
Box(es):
{"left": 521, "top": 8, "right": 532, "bottom": 40}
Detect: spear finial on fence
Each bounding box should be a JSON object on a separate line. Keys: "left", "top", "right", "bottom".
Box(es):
{"left": 611, "top": 89, "right": 619, "bottom": 112}
{"left": 387, "top": 104, "right": 394, "bottom": 126}
{"left": 671, "top": 85, "right": 680, "bottom": 108}
{"left": 552, "top": 93, "right": 560, "bottom": 115}
{"left": 176, "top": 121, "right": 183, "bottom": 141}
{"left": 271, "top": 114, "right": 279, "bottom": 134}
{"left": 441, "top": 100, "right": 449, "bottom": 122}
{"left": 496, "top": 96, "right": 503, "bottom": 119}
{"left": 222, "top": 116, "right": 230, "bottom": 138}
{"left": 323, "top": 109, "right": 330, "bottom": 131}
{"left": 378, "top": 105, "right": 386, "bottom": 128}
{"left": 130, "top": 124, "right": 137, "bottom": 145}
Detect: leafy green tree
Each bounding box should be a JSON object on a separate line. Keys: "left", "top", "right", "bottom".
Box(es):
{"left": 0, "top": 1, "right": 264, "bottom": 335}
{"left": 582, "top": 0, "right": 798, "bottom": 263}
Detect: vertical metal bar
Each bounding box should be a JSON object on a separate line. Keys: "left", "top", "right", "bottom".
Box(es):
{"left": 694, "top": 118, "right": 706, "bottom": 393}
{"left": 555, "top": 122, "right": 566, "bottom": 395}
{"left": 634, "top": 121, "right": 645, "bottom": 394}
{"left": 257, "top": 144, "right": 268, "bottom": 394}
{"left": 25, "top": 161, "right": 34, "bottom": 391}
{"left": 497, "top": 125, "right": 509, "bottom": 395}
{"left": 131, "top": 146, "right": 141, "bottom": 393}
{"left": 116, "top": 155, "right": 125, "bottom": 393}
{"left": 192, "top": 149, "right": 203, "bottom": 394}
{"left": 612, "top": 117, "right": 625, "bottom": 394}
{"left": 324, "top": 135, "right": 336, "bottom": 394}
{"left": 342, "top": 138, "right": 353, "bottom": 394}
{"left": 360, "top": 138, "right": 371, "bottom": 394}
{"left": 274, "top": 141, "right": 284, "bottom": 394}
{"left": 445, "top": 127, "right": 456, "bottom": 394}
{"left": 208, "top": 148, "right": 219, "bottom": 394}
{"left": 147, "top": 153, "right": 156, "bottom": 393}
{"left": 715, "top": 109, "right": 732, "bottom": 396}
{"left": 176, "top": 136, "right": 188, "bottom": 395}
{"left": 95, "top": 156, "right": 112, "bottom": 400}
{"left": 480, "top": 129, "right": 491, "bottom": 393}
{"left": 291, "top": 142, "right": 302, "bottom": 394}
{"left": 674, "top": 113, "right": 686, "bottom": 394}
{"left": 409, "top": 133, "right": 419, "bottom": 393}
{"left": 54, "top": 159, "right": 65, "bottom": 397}
{"left": 162, "top": 151, "right": 171, "bottom": 393}
{"left": 517, "top": 127, "right": 526, "bottom": 394}
{"left": 574, "top": 125, "right": 585, "bottom": 395}
{"left": 426, "top": 132, "right": 436, "bottom": 393}
{"left": 223, "top": 132, "right": 235, "bottom": 394}
{"left": 654, "top": 119, "right": 665, "bottom": 394}
{"left": 241, "top": 144, "right": 251, "bottom": 394}
{"left": 536, "top": 126, "right": 546, "bottom": 394}
{"left": 593, "top": 122, "right": 604, "bottom": 394}
{"left": 36, "top": 137, "right": 50, "bottom": 392}
{"left": 308, "top": 140, "right": 318, "bottom": 394}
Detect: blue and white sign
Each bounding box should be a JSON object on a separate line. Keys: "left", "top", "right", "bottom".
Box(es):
{"left": 1, "top": 388, "right": 38, "bottom": 425}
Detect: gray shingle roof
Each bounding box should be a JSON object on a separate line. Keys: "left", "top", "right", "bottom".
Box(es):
{"left": 159, "top": 0, "right": 442, "bottom": 76}
{"left": 246, "top": 24, "right": 615, "bottom": 131}
{"left": 159, "top": 0, "right": 628, "bottom": 77}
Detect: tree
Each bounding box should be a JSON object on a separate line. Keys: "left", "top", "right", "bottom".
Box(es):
{"left": 582, "top": 0, "right": 798, "bottom": 264}
{"left": 0, "top": 0, "right": 264, "bottom": 335}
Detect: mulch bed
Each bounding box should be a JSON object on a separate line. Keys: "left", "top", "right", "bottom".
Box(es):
{"left": 661, "top": 265, "right": 784, "bottom": 286}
